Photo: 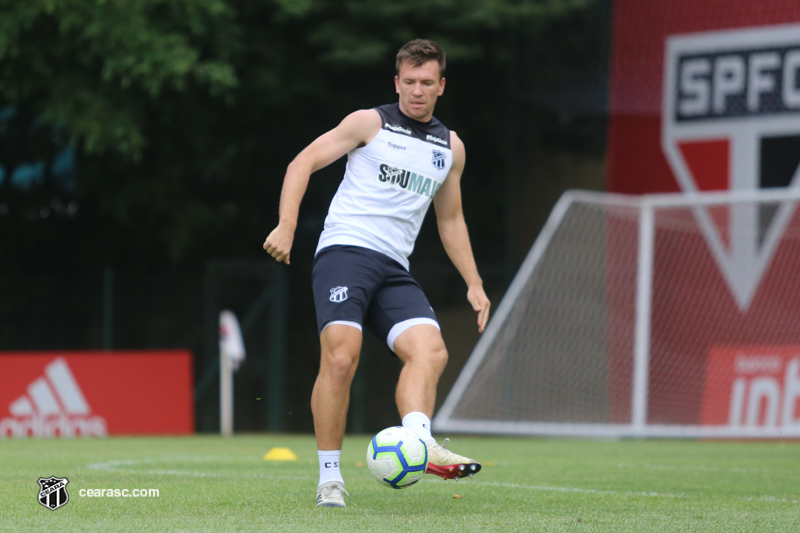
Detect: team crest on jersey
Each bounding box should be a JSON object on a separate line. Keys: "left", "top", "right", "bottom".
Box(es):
{"left": 329, "top": 286, "right": 348, "bottom": 303}
{"left": 431, "top": 149, "right": 446, "bottom": 171}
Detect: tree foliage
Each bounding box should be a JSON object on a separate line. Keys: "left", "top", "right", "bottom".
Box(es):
{"left": 0, "top": 0, "right": 238, "bottom": 159}
{"left": 0, "top": 0, "right": 598, "bottom": 271}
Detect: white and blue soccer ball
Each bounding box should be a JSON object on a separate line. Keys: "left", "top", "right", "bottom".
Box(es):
{"left": 366, "top": 426, "right": 428, "bottom": 489}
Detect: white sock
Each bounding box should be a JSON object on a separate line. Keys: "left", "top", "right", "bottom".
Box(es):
{"left": 402, "top": 411, "right": 434, "bottom": 443}
{"left": 318, "top": 450, "right": 344, "bottom": 487}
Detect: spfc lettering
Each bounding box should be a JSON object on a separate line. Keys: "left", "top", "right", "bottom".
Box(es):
{"left": 38, "top": 476, "right": 69, "bottom": 511}
{"left": 663, "top": 24, "right": 800, "bottom": 310}
{"left": 431, "top": 149, "right": 446, "bottom": 171}
{"left": 674, "top": 45, "right": 800, "bottom": 121}
{"left": 329, "top": 286, "right": 348, "bottom": 303}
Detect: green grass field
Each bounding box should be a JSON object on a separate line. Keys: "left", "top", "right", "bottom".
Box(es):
{"left": 2, "top": 434, "right": 799, "bottom": 532}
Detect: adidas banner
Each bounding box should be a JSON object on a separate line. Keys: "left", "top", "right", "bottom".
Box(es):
{"left": 0, "top": 351, "right": 194, "bottom": 438}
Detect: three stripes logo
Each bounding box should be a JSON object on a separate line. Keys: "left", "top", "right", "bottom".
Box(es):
{"left": 0, "top": 358, "right": 107, "bottom": 438}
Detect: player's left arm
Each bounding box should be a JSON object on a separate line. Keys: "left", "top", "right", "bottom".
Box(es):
{"left": 433, "top": 132, "right": 491, "bottom": 333}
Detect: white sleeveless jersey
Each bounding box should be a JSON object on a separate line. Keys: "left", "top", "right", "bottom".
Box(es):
{"left": 316, "top": 103, "right": 453, "bottom": 270}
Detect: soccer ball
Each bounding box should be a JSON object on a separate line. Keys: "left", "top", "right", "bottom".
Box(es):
{"left": 366, "top": 426, "right": 429, "bottom": 489}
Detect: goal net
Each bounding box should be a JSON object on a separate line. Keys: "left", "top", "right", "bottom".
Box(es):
{"left": 434, "top": 189, "right": 800, "bottom": 438}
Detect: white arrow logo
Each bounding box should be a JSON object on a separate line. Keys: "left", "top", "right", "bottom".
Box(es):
{"left": 662, "top": 24, "right": 800, "bottom": 309}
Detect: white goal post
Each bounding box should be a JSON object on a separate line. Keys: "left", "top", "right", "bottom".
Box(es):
{"left": 434, "top": 188, "right": 800, "bottom": 438}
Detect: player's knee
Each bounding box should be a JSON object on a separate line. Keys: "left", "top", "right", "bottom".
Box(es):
{"left": 321, "top": 348, "right": 359, "bottom": 381}
{"left": 395, "top": 329, "right": 448, "bottom": 372}
{"left": 430, "top": 342, "right": 448, "bottom": 372}
{"left": 402, "top": 339, "right": 447, "bottom": 373}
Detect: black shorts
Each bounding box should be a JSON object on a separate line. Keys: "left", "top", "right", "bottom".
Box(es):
{"left": 311, "top": 245, "right": 439, "bottom": 352}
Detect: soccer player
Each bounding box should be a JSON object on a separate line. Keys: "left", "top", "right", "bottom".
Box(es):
{"left": 263, "top": 39, "right": 491, "bottom": 508}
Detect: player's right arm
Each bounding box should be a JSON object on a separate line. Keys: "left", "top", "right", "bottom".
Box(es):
{"left": 263, "top": 109, "right": 381, "bottom": 264}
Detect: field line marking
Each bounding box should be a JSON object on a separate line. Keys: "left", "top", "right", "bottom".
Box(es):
{"left": 86, "top": 455, "right": 250, "bottom": 470}
{"left": 480, "top": 481, "right": 687, "bottom": 499}
{"left": 616, "top": 462, "right": 770, "bottom": 474}
{"left": 86, "top": 457, "right": 314, "bottom": 481}
{"left": 483, "top": 481, "right": 799, "bottom": 504}
{"left": 88, "top": 465, "right": 315, "bottom": 481}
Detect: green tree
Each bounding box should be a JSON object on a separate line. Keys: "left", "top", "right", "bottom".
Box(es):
{"left": 0, "top": 0, "right": 238, "bottom": 160}
{"left": 0, "top": 0, "right": 596, "bottom": 270}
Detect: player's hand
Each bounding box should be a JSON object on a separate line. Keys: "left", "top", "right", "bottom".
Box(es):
{"left": 263, "top": 224, "right": 295, "bottom": 265}
{"left": 467, "top": 285, "right": 491, "bottom": 333}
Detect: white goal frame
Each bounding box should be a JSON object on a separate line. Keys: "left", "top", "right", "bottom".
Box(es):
{"left": 434, "top": 188, "right": 800, "bottom": 438}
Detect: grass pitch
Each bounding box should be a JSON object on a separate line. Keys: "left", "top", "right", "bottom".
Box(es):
{"left": 2, "top": 434, "right": 799, "bottom": 532}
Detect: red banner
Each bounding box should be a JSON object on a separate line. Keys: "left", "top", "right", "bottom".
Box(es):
{"left": 608, "top": 0, "right": 800, "bottom": 195}
{"left": 0, "top": 351, "right": 194, "bottom": 437}
{"left": 607, "top": 0, "right": 800, "bottom": 428}
{"left": 702, "top": 346, "right": 800, "bottom": 428}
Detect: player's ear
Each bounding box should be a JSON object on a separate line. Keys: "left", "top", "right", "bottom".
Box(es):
{"left": 438, "top": 77, "right": 446, "bottom": 96}
{"left": 395, "top": 75, "right": 400, "bottom": 94}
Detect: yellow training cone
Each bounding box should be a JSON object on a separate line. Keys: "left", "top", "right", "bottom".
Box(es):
{"left": 263, "top": 447, "right": 298, "bottom": 461}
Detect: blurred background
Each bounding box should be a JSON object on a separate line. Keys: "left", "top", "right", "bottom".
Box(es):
{"left": 0, "top": 0, "right": 611, "bottom": 434}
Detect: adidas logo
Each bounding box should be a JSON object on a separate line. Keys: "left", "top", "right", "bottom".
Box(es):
{"left": 0, "top": 357, "right": 107, "bottom": 438}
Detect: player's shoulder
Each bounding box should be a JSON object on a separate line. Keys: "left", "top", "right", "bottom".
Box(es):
{"left": 337, "top": 108, "right": 382, "bottom": 144}
{"left": 449, "top": 130, "right": 464, "bottom": 149}
{"left": 342, "top": 108, "right": 382, "bottom": 130}
{"left": 449, "top": 130, "right": 465, "bottom": 156}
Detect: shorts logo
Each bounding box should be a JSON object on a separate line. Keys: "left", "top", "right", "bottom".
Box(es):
{"left": 38, "top": 476, "right": 69, "bottom": 511}
{"left": 663, "top": 24, "right": 800, "bottom": 310}
{"left": 329, "top": 286, "right": 348, "bottom": 303}
{"left": 431, "top": 149, "right": 446, "bottom": 171}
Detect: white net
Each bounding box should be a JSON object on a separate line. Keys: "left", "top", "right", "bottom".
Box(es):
{"left": 434, "top": 189, "right": 800, "bottom": 438}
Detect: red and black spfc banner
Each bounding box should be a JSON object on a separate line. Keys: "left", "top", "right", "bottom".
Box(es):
{"left": 608, "top": 1, "right": 800, "bottom": 195}
{"left": 607, "top": 1, "right": 800, "bottom": 433}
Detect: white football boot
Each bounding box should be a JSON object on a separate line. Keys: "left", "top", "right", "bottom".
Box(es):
{"left": 425, "top": 438, "right": 482, "bottom": 480}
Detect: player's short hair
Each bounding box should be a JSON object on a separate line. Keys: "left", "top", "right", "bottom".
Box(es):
{"left": 395, "top": 39, "right": 446, "bottom": 78}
